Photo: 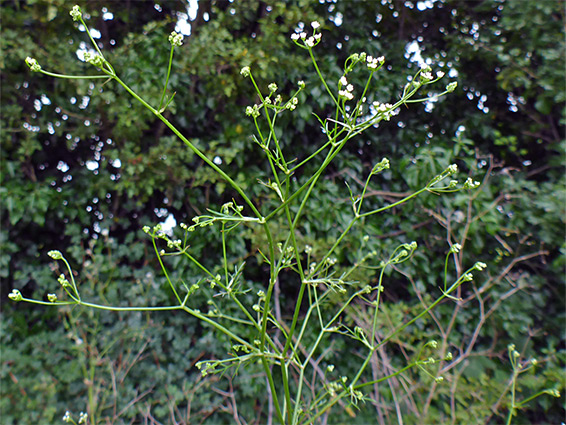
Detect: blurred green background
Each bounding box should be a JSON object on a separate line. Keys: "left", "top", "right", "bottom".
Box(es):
{"left": 1, "top": 1, "right": 564, "bottom": 423}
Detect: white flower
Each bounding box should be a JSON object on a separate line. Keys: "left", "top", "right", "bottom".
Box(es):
{"left": 70, "top": 5, "right": 82, "bottom": 21}
{"left": 311, "top": 21, "right": 320, "bottom": 29}
{"left": 339, "top": 76, "right": 348, "bottom": 86}
{"left": 25, "top": 57, "right": 41, "bottom": 72}
{"left": 168, "top": 31, "right": 184, "bottom": 47}
{"left": 299, "top": 32, "right": 307, "bottom": 40}
{"left": 8, "top": 289, "right": 23, "bottom": 302}
{"left": 437, "top": 71, "right": 445, "bottom": 78}
{"left": 474, "top": 261, "right": 487, "bottom": 271}
{"left": 298, "top": 80, "right": 305, "bottom": 88}
{"left": 447, "top": 164, "right": 458, "bottom": 175}
{"left": 305, "top": 37, "right": 315, "bottom": 47}
{"left": 291, "top": 33, "right": 300, "bottom": 40}
{"left": 78, "top": 412, "right": 88, "bottom": 424}
{"left": 463, "top": 177, "right": 480, "bottom": 189}
{"left": 240, "top": 66, "right": 250, "bottom": 77}
{"left": 367, "top": 56, "right": 378, "bottom": 70}
{"left": 338, "top": 90, "right": 354, "bottom": 101}
{"left": 372, "top": 102, "right": 397, "bottom": 120}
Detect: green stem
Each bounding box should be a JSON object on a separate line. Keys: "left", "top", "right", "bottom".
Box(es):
{"left": 112, "top": 75, "right": 263, "bottom": 221}
{"left": 261, "top": 357, "right": 286, "bottom": 424}
{"left": 38, "top": 69, "right": 109, "bottom": 79}
{"left": 158, "top": 45, "right": 175, "bottom": 111}
{"left": 152, "top": 237, "right": 182, "bottom": 304}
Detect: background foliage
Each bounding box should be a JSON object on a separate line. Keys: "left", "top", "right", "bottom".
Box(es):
{"left": 1, "top": 0, "right": 564, "bottom": 423}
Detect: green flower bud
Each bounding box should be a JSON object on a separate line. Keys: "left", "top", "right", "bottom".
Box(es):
{"left": 449, "top": 243, "right": 462, "bottom": 254}
{"left": 48, "top": 250, "right": 63, "bottom": 260}
{"left": 25, "top": 57, "right": 41, "bottom": 72}
{"left": 446, "top": 164, "right": 458, "bottom": 175}
{"left": 8, "top": 289, "right": 23, "bottom": 302}
{"left": 371, "top": 157, "right": 390, "bottom": 174}
{"left": 446, "top": 81, "right": 458, "bottom": 92}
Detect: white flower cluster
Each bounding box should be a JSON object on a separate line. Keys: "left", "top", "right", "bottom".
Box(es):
{"left": 286, "top": 97, "right": 299, "bottom": 111}
{"left": 449, "top": 243, "right": 462, "bottom": 254}
{"left": 463, "top": 177, "right": 481, "bottom": 189}
{"left": 168, "top": 31, "right": 184, "bottom": 47}
{"left": 78, "top": 412, "right": 88, "bottom": 424}
{"left": 372, "top": 101, "right": 397, "bottom": 121}
{"left": 338, "top": 76, "right": 354, "bottom": 101}
{"left": 446, "top": 164, "right": 458, "bottom": 175}
{"left": 418, "top": 63, "right": 433, "bottom": 81}
{"left": 83, "top": 52, "right": 105, "bottom": 68}
{"left": 70, "top": 5, "right": 82, "bottom": 21}
{"left": 246, "top": 104, "right": 261, "bottom": 118}
{"left": 421, "top": 71, "right": 433, "bottom": 81}
{"left": 240, "top": 66, "right": 250, "bottom": 78}
{"left": 474, "top": 262, "right": 487, "bottom": 271}
{"left": 58, "top": 274, "right": 70, "bottom": 287}
{"left": 366, "top": 55, "right": 384, "bottom": 70}
{"left": 8, "top": 289, "right": 22, "bottom": 302}
{"left": 25, "top": 57, "right": 41, "bottom": 72}
{"left": 290, "top": 21, "right": 323, "bottom": 48}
